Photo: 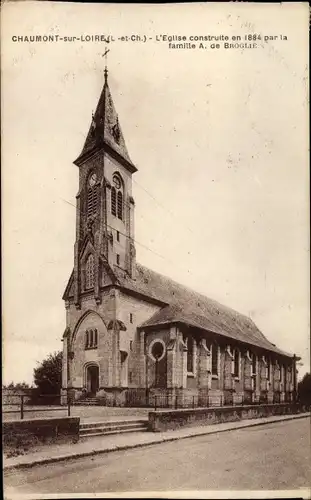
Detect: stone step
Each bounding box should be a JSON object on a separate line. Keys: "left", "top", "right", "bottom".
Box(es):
{"left": 79, "top": 398, "right": 99, "bottom": 401}
{"left": 83, "top": 399, "right": 98, "bottom": 402}
{"left": 80, "top": 423, "right": 148, "bottom": 434}
{"left": 75, "top": 400, "right": 100, "bottom": 406}
{"left": 79, "top": 419, "right": 149, "bottom": 438}
{"left": 75, "top": 403, "right": 99, "bottom": 406}
{"left": 80, "top": 419, "right": 147, "bottom": 430}
{"left": 80, "top": 427, "right": 148, "bottom": 439}
{"left": 80, "top": 422, "right": 148, "bottom": 436}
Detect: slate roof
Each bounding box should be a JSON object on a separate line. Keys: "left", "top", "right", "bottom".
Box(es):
{"left": 114, "top": 262, "right": 293, "bottom": 359}
{"left": 74, "top": 71, "right": 136, "bottom": 171}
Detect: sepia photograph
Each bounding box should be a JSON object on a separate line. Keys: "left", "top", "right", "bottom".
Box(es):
{"left": 2, "top": 2, "right": 310, "bottom": 498}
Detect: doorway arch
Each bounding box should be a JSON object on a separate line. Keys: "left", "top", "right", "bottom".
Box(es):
{"left": 85, "top": 363, "right": 99, "bottom": 396}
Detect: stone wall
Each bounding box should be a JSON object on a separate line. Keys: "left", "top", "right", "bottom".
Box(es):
{"left": 117, "top": 291, "right": 161, "bottom": 387}
{"left": 3, "top": 417, "right": 80, "bottom": 450}
{"left": 69, "top": 306, "right": 112, "bottom": 389}
{"left": 148, "top": 403, "right": 301, "bottom": 432}
{"left": 62, "top": 290, "right": 115, "bottom": 392}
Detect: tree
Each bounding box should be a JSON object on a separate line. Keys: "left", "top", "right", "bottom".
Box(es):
{"left": 33, "top": 351, "right": 63, "bottom": 395}
{"left": 3, "top": 382, "right": 31, "bottom": 390}
{"left": 298, "top": 373, "right": 311, "bottom": 407}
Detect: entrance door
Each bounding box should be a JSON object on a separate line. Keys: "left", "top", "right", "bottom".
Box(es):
{"left": 87, "top": 365, "right": 99, "bottom": 396}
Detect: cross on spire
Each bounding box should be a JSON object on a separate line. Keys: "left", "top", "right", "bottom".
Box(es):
{"left": 103, "top": 46, "right": 110, "bottom": 83}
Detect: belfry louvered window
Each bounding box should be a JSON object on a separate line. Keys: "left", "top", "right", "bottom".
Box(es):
{"left": 111, "top": 187, "right": 117, "bottom": 216}
{"left": 117, "top": 191, "right": 123, "bottom": 220}
{"left": 85, "top": 254, "right": 95, "bottom": 289}
{"left": 87, "top": 184, "right": 98, "bottom": 218}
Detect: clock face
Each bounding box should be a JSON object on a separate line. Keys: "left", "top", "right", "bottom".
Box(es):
{"left": 89, "top": 173, "right": 97, "bottom": 187}
{"left": 113, "top": 176, "right": 121, "bottom": 189}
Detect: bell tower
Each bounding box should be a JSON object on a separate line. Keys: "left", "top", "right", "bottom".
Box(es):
{"left": 72, "top": 68, "right": 137, "bottom": 308}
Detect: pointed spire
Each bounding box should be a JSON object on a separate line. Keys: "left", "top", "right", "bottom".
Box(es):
{"left": 74, "top": 59, "right": 137, "bottom": 172}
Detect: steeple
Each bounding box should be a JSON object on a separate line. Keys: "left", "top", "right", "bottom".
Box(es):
{"left": 74, "top": 69, "right": 137, "bottom": 173}
{"left": 67, "top": 68, "right": 137, "bottom": 309}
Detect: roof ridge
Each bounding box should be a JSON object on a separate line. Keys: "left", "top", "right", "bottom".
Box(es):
{"left": 139, "top": 304, "right": 292, "bottom": 357}
{"left": 135, "top": 262, "right": 249, "bottom": 321}
{"left": 132, "top": 262, "right": 291, "bottom": 357}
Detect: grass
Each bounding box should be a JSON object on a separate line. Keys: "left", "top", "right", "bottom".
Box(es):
{"left": 4, "top": 434, "right": 42, "bottom": 458}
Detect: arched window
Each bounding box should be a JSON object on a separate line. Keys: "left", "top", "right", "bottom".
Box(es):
{"left": 275, "top": 360, "right": 280, "bottom": 381}
{"left": 85, "top": 328, "right": 98, "bottom": 350}
{"left": 90, "top": 329, "right": 94, "bottom": 347}
{"left": 85, "top": 254, "right": 95, "bottom": 289}
{"left": 184, "top": 335, "right": 196, "bottom": 375}
{"left": 233, "top": 348, "right": 240, "bottom": 378}
{"left": 187, "top": 336, "right": 194, "bottom": 373}
{"left": 111, "top": 173, "right": 123, "bottom": 220}
{"left": 287, "top": 365, "right": 292, "bottom": 383}
{"left": 251, "top": 353, "right": 257, "bottom": 376}
{"left": 111, "top": 187, "right": 117, "bottom": 216}
{"left": 267, "top": 357, "right": 272, "bottom": 382}
{"left": 211, "top": 343, "right": 219, "bottom": 376}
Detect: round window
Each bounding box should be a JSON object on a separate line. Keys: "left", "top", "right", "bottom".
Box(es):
{"left": 148, "top": 339, "right": 166, "bottom": 362}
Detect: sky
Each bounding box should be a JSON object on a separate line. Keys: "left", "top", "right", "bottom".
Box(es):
{"left": 2, "top": 2, "right": 309, "bottom": 385}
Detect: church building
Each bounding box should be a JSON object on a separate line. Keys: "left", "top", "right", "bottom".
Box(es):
{"left": 61, "top": 69, "right": 298, "bottom": 407}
